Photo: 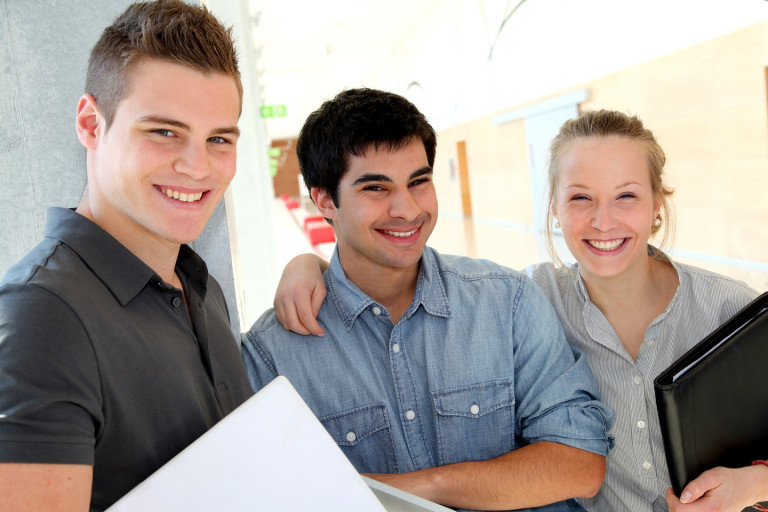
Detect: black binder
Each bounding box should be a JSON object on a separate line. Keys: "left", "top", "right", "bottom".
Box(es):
{"left": 654, "top": 291, "right": 768, "bottom": 496}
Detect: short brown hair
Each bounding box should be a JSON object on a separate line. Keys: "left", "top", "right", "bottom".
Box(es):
{"left": 85, "top": 0, "right": 242, "bottom": 128}
{"left": 545, "top": 110, "right": 675, "bottom": 266}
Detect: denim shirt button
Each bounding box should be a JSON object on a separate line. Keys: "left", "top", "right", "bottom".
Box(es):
{"left": 392, "top": 343, "right": 400, "bottom": 354}
{"left": 405, "top": 410, "right": 416, "bottom": 420}
{"left": 372, "top": 306, "right": 382, "bottom": 316}
{"left": 345, "top": 431, "right": 357, "bottom": 443}
{"left": 470, "top": 404, "right": 480, "bottom": 415}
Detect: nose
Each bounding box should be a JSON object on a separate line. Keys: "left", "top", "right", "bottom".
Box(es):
{"left": 173, "top": 142, "right": 209, "bottom": 179}
{"left": 389, "top": 187, "right": 422, "bottom": 221}
{"left": 591, "top": 202, "right": 616, "bottom": 232}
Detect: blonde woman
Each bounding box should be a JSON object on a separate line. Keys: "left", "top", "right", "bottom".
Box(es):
{"left": 271, "top": 110, "right": 766, "bottom": 512}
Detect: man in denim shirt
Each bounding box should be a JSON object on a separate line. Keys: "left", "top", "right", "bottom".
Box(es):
{"left": 241, "top": 88, "right": 614, "bottom": 511}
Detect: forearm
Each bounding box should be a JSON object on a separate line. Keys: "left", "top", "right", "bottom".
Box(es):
{"left": 366, "top": 441, "right": 605, "bottom": 510}
{"left": 0, "top": 463, "right": 93, "bottom": 512}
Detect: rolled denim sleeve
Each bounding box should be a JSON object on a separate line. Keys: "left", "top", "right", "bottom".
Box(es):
{"left": 240, "top": 314, "right": 281, "bottom": 393}
{"left": 512, "top": 278, "right": 615, "bottom": 455}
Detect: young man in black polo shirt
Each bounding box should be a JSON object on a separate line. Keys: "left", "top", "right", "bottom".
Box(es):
{"left": 0, "top": 1, "right": 253, "bottom": 510}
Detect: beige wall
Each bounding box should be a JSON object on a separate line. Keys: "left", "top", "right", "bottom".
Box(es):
{"left": 432, "top": 21, "right": 768, "bottom": 291}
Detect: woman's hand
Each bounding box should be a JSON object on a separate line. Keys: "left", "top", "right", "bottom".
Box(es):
{"left": 666, "top": 464, "right": 768, "bottom": 512}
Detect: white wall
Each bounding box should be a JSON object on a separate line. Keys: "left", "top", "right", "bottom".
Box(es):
{"left": 356, "top": 0, "right": 768, "bottom": 131}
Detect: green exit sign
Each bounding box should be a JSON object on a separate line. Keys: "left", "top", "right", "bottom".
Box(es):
{"left": 260, "top": 104, "right": 287, "bottom": 118}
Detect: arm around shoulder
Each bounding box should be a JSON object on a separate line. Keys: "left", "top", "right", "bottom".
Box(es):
{"left": 273, "top": 253, "right": 328, "bottom": 336}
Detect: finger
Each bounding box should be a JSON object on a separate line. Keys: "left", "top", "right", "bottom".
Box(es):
{"left": 680, "top": 469, "right": 720, "bottom": 504}
{"left": 274, "top": 297, "right": 312, "bottom": 336}
{"left": 296, "top": 287, "right": 325, "bottom": 337}
{"left": 665, "top": 487, "right": 682, "bottom": 510}
{"left": 310, "top": 284, "right": 327, "bottom": 315}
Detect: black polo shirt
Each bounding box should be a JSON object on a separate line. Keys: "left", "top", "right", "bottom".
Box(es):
{"left": 0, "top": 207, "right": 254, "bottom": 511}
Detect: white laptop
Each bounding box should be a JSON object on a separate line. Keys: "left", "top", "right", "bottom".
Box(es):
{"left": 107, "top": 376, "right": 451, "bottom": 512}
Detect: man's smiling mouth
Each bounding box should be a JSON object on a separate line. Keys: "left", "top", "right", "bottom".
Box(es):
{"left": 158, "top": 186, "right": 204, "bottom": 203}
{"left": 381, "top": 229, "right": 418, "bottom": 238}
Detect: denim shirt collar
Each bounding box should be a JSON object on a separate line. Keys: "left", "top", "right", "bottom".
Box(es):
{"left": 326, "top": 246, "right": 452, "bottom": 331}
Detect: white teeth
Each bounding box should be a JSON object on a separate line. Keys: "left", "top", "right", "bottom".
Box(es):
{"left": 383, "top": 229, "right": 417, "bottom": 238}
{"left": 162, "top": 188, "right": 203, "bottom": 202}
{"left": 588, "top": 239, "right": 625, "bottom": 251}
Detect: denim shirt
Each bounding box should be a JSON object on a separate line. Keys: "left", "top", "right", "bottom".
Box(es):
{"left": 242, "top": 247, "right": 615, "bottom": 512}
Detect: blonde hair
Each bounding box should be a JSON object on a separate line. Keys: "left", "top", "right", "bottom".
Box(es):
{"left": 545, "top": 110, "right": 675, "bottom": 267}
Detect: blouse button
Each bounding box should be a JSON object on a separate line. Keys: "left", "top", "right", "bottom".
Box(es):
{"left": 372, "top": 306, "right": 382, "bottom": 316}
{"left": 637, "top": 420, "right": 647, "bottom": 429}
{"left": 633, "top": 375, "right": 642, "bottom": 385}
{"left": 345, "top": 431, "right": 357, "bottom": 443}
{"left": 405, "top": 410, "right": 416, "bottom": 420}
{"left": 392, "top": 343, "right": 400, "bottom": 354}
{"left": 470, "top": 404, "right": 480, "bottom": 415}
{"left": 642, "top": 461, "right": 652, "bottom": 470}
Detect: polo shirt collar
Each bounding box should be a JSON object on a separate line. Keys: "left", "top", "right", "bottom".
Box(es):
{"left": 326, "top": 246, "right": 451, "bottom": 331}
{"left": 44, "top": 207, "right": 208, "bottom": 305}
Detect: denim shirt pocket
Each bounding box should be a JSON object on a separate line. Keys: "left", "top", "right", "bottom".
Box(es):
{"left": 432, "top": 380, "right": 515, "bottom": 465}
{"left": 319, "top": 403, "right": 399, "bottom": 473}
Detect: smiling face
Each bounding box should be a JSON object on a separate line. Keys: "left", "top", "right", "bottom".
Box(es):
{"left": 76, "top": 57, "right": 241, "bottom": 255}
{"left": 553, "top": 135, "right": 660, "bottom": 281}
{"left": 313, "top": 137, "right": 437, "bottom": 283}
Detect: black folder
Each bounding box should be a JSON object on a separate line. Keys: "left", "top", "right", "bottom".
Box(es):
{"left": 654, "top": 291, "right": 768, "bottom": 496}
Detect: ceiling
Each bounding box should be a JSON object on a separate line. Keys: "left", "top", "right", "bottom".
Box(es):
{"left": 246, "top": 0, "right": 440, "bottom": 140}
{"left": 246, "top": 0, "right": 768, "bottom": 141}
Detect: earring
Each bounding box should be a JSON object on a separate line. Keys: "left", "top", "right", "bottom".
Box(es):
{"left": 555, "top": 220, "right": 561, "bottom": 229}
{"left": 654, "top": 215, "right": 662, "bottom": 228}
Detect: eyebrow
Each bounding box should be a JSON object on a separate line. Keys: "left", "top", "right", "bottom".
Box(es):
{"left": 564, "top": 181, "right": 642, "bottom": 190}
{"left": 351, "top": 166, "right": 433, "bottom": 186}
{"left": 137, "top": 115, "right": 241, "bottom": 137}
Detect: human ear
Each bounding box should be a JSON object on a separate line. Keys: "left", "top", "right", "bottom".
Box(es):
{"left": 75, "top": 94, "right": 102, "bottom": 150}
{"left": 310, "top": 188, "right": 338, "bottom": 221}
{"left": 551, "top": 205, "right": 560, "bottom": 228}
